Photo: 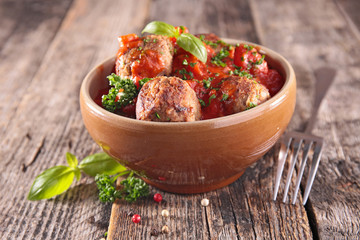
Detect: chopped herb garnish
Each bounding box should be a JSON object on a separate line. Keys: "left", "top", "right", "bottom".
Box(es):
{"left": 155, "top": 112, "right": 161, "bottom": 119}
{"left": 183, "top": 59, "right": 188, "bottom": 65}
{"left": 254, "top": 55, "right": 265, "bottom": 65}
{"left": 221, "top": 94, "right": 229, "bottom": 101}
{"left": 208, "top": 94, "right": 216, "bottom": 105}
{"left": 246, "top": 102, "right": 257, "bottom": 110}
{"left": 199, "top": 99, "right": 206, "bottom": 107}
{"left": 244, "top": 44, "right": 254, "bottom": 51}
{"left": 205, "top": 40, "right": 218, "bottom": 48}
{"left": 202, "top": 77, "right": 213, "bottom": 89}
{"left": 199, "top": 34, "right": 219, "bottom": 48}
{"left": 189, "top": 62, "right": 197, "bottom": 67}
{"left": 211, "top": 47, "right": 229, "bottom": 67}
{"left": 216, "top": 39, "right": 229, "bottom": 46}
{"left": 232, "top": 67, "right": 253, "bottom": 79}
{"left": 179, "top": 68, "right": 194, "bottom": 80}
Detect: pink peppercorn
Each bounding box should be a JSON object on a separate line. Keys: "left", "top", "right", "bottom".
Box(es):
{"left": 153, "top": 193, "right": 163, "bottom": 203}
{"left": 132, "top": 214, "right": 141, "bottom": 223}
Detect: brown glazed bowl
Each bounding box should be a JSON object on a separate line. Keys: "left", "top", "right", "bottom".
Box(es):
{"left": 80, "top": 39, "right": 296, "bottom": 194}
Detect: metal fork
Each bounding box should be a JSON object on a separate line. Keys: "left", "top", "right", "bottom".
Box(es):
{"left": 273, "top": 67, "right": 336, "bottom": 205}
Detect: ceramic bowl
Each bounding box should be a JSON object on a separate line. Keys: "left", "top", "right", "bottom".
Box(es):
{"left": 80, "top": 39, "right": 296, "bottom": 194}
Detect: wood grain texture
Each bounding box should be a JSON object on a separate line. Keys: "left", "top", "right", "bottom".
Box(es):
{"left": 0, "top": 0, "right": 149, "bottom": 239}
{"left": 0, "top": 0, "right": 73, "bottom": 134}
{"left": 1, "top": 0, "right": 359, "bottom": 239}
{"left": 250, "top": 0, "right": 360, "bottom": 239}
{"left": 108, "top": 0, "right": 312, "bottom": 239}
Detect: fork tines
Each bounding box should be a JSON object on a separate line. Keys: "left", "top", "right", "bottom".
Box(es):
{"left": 273, "top": 131, "right": 323, "bottom": 205}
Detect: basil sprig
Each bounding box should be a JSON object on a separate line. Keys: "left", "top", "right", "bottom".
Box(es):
{"left": 27, "top": 152, "right": 126, "bottom": 201}
{"left": 79, "top": 152, "right": 126, "bottom": 176}
{"left": 142, "top": 21, "right": 207, "bottom": 63}
{"left": 141, "top": 21, "right": 178, "bottom": 37}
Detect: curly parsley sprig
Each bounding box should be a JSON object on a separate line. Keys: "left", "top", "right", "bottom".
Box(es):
{"left": 101, "top": 74, "right": 138, "bottom": 112}
{"left": 95, "top": 171, "right": 149, "bottom": 203}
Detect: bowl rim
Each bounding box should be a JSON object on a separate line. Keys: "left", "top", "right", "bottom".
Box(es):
{"left": 80, "top": 38, "right": 295, "bottom": 130}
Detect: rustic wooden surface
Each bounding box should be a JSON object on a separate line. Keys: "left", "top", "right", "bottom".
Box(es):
{"left": 0, "top": 0, "right": 359, "bottom": 239}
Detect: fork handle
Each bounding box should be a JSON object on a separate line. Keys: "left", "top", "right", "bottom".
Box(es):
{"left": 304, "top": 67, "right": 336, "bottom": 134}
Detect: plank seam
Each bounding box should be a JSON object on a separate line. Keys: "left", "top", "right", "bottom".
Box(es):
{"left": 225, "top": 186, "right": 241, "bottom": 240}
{"left": 21, "top": 136, "right": 45, "bottom": 172}
{"left": 303, "top": 197, "right": 320, "bottom": 240}
{"left": 0, "top": 0, "right": 76, "bottom": 139}
{"left": 334, "top": 0, "right": 360, "bottom": 43}
{"left": 204, "top": 205, "right": 212, "bottom": 240}
{"left": 244, "top": 183, "right": 257, "bottom": 239}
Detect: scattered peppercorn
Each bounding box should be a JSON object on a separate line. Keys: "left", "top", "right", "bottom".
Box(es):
{"left": 161, "top": 225, "right": 170, "bottom": 234}
{"left": 161, "top": 209, "right": 170, "bottom": 217}
{"left": 150, "top": 229, "right": 159, "bottom": 236}
{"left": 127, "top": 209, "right": 135, "bottom": 217}
{"left": 154, "top": 193, "right": 163, "bottom": 203}
{"left": 201, "top": 198, "right": 209, "bottom": 206}
{"left": 132, "top": 214, "right": 141, "bottom": 223}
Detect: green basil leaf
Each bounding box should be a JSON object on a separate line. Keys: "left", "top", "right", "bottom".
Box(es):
{"left": 66, "top": 152, "right": 78, "bottom": 168}
{"left": 74, "top": 168, "right": 81, "bottom": 181}
{"left": 141, "top": 21, "right": 177, "bottom": 37}
{"left": 78, "top": 152, "right": 127, "bottom": 177}
{"left": 27, "top": 166, "right": 75, "bottom": 201}
{"left": 177, "top": 33, "right": 207, "bottom": 63}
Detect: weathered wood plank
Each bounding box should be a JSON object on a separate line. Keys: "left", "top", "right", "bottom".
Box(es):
{"left": 335, "top": 0, "right": 360, "bottom": 41}
{"left": 1, "top": 0, "right": 359, "bottom": 239}
{"left": 0, "top": 0, "right": 150, "bottom": 239}
{"left": 250, "top": 0, "right": 360, "bottom": 239}
{"left": 107, "top": 0, "right": 312, "bottom": 239}
{"left": 0, "top": 0, "right": 74, "bottom": 134}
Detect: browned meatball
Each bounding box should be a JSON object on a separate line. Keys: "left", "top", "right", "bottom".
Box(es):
{"left": 136, "top": 76, "right": 201, "bottom": 122}
{"left": 220, "top": 76, "right": 270, "bottom": 113}
{"left": 115, "top": 35, "right": 174, "bottom": 80}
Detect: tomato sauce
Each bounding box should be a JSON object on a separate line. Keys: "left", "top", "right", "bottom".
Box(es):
{"left": 96, "top": 34, "right": 285, "bottom": 120}
{"left": 171, "top": 39, "right": 284, "bottom": 119}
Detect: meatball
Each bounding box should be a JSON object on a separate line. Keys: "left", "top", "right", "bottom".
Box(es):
{"left": 220, "top": 76, "right": 270, "bottom": 113}
{"left": 136, "top": 76, "right": 201, "bottom": 122}
{"left": 115, "top": 35, "right": 174, "bottom": 81}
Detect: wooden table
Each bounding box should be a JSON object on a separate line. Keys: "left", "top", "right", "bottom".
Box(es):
{"left": 1, "top": 0, "right": 359, "bottom": 239}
